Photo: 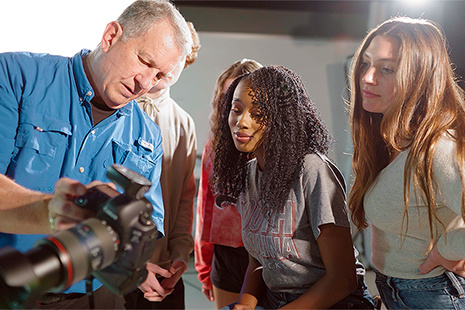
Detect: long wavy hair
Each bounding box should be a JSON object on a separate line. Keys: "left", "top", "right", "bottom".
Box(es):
{"left": 348, "top": 17, "right": 465, "bottom": 245}
{"left": 208, "top": 59, "right": 263, "bottom": 157}
{"left": 212, "top": 66, "right": 331, "bottom": 212}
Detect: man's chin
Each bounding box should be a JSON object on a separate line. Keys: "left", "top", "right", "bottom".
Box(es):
{"left": 105, "top": 96, "right": 133, "bottom": 110}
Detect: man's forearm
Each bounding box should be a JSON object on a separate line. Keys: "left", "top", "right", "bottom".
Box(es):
{"left": 0, "top": 174, "right": 52, "bottom": 234}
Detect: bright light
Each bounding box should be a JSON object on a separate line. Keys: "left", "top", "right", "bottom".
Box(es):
{"left": 1, "top": 0, "right": 134, "bottom": 56}
{"left": 400, "top": 0, "right": 432, "bottom": 7}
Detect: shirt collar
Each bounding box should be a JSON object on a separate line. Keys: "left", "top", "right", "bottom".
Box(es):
{"left": 72, "top": 49, "right": 94, "bottom": 103}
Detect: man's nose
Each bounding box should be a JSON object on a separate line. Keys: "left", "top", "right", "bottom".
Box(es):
{"left": 136, "top": 70, "right": 161, "bottom": 92}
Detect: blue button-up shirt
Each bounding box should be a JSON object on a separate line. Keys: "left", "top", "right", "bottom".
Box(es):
{"left": 0, "top": 50, "right": 165, "bottom": 293}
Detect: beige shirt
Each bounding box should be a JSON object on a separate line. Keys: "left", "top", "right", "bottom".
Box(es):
{"left": 365, "top": 132, "right": 465, "bottom": 279}
{"left": 138, "top": 89, "right": 197, "bottom": 268}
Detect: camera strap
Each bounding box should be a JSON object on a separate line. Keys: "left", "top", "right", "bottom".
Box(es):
{"left": 85, "top": 276, "right": 95, "bottom": 309}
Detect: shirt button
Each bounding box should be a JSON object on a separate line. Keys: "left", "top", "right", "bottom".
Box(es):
{"left": 79, "top": 167, "right": 85, "bottom": 173}
{"left": 86, "top": 91, "right": 92, "bottom": 97}
{"left": 79, "top": 97, "right": 83, "bottom": 101}
{"left": 91, "top": 130, "right": 96, "bottom": 135}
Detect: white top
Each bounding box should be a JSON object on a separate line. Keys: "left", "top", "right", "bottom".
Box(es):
{"left": 138, "top": 88, "right": 197, "bottom": 268}
{"left": 365, "top": 132, "right": 465, "bottom": 279}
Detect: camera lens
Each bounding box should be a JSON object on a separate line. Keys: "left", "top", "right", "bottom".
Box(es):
{"left": 37, "top": 218, "right": 119, "bottom": 290}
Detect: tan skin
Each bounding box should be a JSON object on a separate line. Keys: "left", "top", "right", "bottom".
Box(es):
{"left": 83, "top": 20, "right": 181, "bottom": 110}
{"left": 229, "top": 81, "right": 357, "bottom": 309}
{"left": 212, "top": 286, "right": 241, "bottom": 309}
{"left": 0, "top": 174, "right": 52, "bottom": 233}
{"left": 0, "top": 175, "right": 113, "bottom": 234}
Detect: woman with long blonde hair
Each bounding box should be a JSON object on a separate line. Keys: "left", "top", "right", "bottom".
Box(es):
{"left": 349, "top": 16, "right": 465, "bottom": 308}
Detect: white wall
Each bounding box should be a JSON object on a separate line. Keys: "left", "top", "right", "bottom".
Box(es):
{"left": 1, "top": 0, "right": 134, "bottom": 56}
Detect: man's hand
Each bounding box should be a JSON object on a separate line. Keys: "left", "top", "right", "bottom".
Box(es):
{"left": 138, "top": 262, "right": 174, "bottom": 302}
{"left": 48, "top": 178, "right": 115, "bottom": 232}
{"left": 418, "top": 243, "right": 465, "bottom": 277}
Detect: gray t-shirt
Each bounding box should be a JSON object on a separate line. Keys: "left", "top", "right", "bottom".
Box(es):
{"left": 237, "top": 153, "right": 350, "bottom": 293}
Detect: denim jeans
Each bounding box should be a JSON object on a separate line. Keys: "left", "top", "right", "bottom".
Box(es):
{"left": 375, "top": 270, "right": 465, "bottom": 309}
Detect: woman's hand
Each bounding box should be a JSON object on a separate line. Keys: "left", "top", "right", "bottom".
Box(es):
{"left": 232, "top": 303, "right": 254, "bottom": 310}
{"left": 201, "top": 286, "right": 214, "bottom": 302}
{"left": 418, "top": 243, "right": 465, "bottom": 277}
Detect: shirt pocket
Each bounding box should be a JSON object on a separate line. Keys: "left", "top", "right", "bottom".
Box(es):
{"left": 111, "top": 140, "right": 157, "bottom": 180}
{"left": 15, "top": 117, "right": 71, "bottom": 157}
{"left": 10, "top": 117, "right": 71, "bottom": 190}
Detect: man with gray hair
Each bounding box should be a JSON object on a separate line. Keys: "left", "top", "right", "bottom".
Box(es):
{"left": 0, "top": 0, "right": 192, "bottom": 308}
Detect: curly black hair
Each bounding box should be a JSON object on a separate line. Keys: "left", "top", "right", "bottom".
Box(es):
{"left": 211, "top": 65, "right": 331, "bottom": 212}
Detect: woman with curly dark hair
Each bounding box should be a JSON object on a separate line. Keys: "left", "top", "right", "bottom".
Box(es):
{"left": 195, "top": 59, "right": 262, "bottom": 309}
{"left": 212, "top": 65, "right": 374, "bottom": 309}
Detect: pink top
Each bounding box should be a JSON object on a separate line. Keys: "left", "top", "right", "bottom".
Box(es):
{"left": 194, "top": 141, "right": 244, "bottom": 290}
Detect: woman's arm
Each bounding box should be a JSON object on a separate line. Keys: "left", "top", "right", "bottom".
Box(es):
{"left": 194, "top": 144, "right": 216, "bottom": 300}
{"left": 234, "top": 254, "right": 265, "bottom": 310}
{"left": 418, "top": 137, "right": 465, "bottom": 273}
{"left": 281, "top": 224, "right": 357, "bottom": 309}
{"left": 194, "top": 239, "right": 215, "bottom": 300}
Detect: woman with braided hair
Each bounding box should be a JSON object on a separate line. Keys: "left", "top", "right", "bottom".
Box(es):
{"left": 212, "top": 65, "right": 374, "bottom": 309}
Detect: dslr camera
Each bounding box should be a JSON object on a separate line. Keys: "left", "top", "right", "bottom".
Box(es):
{"left": 0, "top": 164, "right": 159, "bottom": 308}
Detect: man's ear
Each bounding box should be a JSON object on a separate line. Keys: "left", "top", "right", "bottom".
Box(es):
{"left": 101, "top": 21, "right": 123, "bottom": 53}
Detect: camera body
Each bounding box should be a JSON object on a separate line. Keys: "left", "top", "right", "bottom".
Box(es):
{"left": 0, "top": 164, "right": 159, "bottom": 308}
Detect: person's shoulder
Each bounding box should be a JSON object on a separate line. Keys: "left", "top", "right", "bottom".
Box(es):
{"left": 246, "top": 157, "right": 258, "bottom": 170}
{"left": 303, "top": 152, "right": 324, "bottom": 164}
{"left": 0, "top": 52, "right": 39, "bottom": 67}
{"left": 302, "top": 153, "right": 346, "bottom": 191}
{"left": 0, "top": 51, "right": 36, "bottom": 60}
{"left": 433, "top": 130, "right": 458, "bottom": 168}
{"left": 131, "top": 100, "right": 162, "bottom": 133}
{"left": 169, "top": 98, "right": 195, "bottom": 124}
{"left": 302, "top": 153, "right": 332, "bottom": 171}
{"left": 436, "top": 130, "right": 457, "bottom": 150}
{"left": 0, "top": 51, "right": 66, "bottom": 62}
{"left": 431, "top": 130, "right": 464, "bottom": 192}
{"left": 0, "top": 52, "right": 69, "bottom": 83}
